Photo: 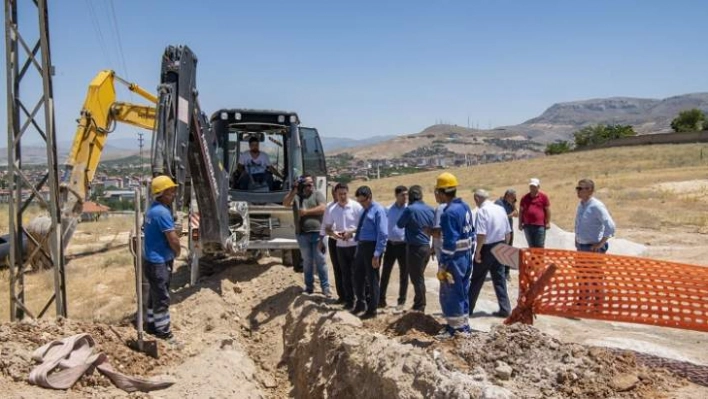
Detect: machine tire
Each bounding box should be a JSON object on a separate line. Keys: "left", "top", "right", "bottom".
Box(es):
{"left": 291, "top": 249, "right": 303, "bottom": 273}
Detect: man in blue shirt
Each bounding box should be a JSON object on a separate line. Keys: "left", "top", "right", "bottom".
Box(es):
{"left": 435, "top": 173, "right": 475, "bottom": 339}
{"left": 396, "top": 185, "right": 434, "bottom": 312}
{"left": 349, "top": 186, "right": 388, "bottom": 319}
{"left": 379, "top": 185, "right": 408, "bottom": 309}
{"left": 143, "top": 175, "right": 181, "bottom": 341}
{"left": 574, "top": 179, "right": 616, "bottom": 253}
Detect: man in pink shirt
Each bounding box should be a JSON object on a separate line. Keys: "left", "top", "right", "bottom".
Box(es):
{"left": 518, "top": 178, "right": 551, "bottom": 248}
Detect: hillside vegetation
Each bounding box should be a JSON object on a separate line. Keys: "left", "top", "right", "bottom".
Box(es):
{"left": 357, "top": 143, "right": 708, "bottom": 234}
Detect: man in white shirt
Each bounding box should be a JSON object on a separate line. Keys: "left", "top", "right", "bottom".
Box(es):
{"left": 469, "top": 189, "right": 512, "bottom": 318}
{"left": 235, "top": 136, "right": 283, "bottom": 189}
{"left": 320, "top": 185, "right": 345, "bottom": 303}
{"left": 320, "top": 182, "right": 363, "bottom": 309}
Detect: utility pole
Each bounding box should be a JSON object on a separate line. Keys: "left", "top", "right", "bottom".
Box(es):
{"left": 5, "top": 0, "right": 67, "bottom": 320}
{"left": 138, "top": 131, "right": 144, "bottom": 176}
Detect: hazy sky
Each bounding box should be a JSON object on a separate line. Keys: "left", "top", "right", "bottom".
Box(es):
{"left": 2, "top": 0, "right": 707, "bottom": 145}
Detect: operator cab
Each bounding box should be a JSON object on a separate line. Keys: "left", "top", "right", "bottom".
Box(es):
{"left": 211, "top": 109, "right": 327, "bottom": 204}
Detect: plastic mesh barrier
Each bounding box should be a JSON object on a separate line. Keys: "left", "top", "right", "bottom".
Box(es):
{"left": 513, "top": 248, "right": 708, "bottom": 333}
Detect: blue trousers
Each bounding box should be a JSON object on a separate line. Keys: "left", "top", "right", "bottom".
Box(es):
{"left": 297, "top": 232, "right": 330, "bottom": 293}
{"left": 524, "top": 225, "right": 546, "bottom": 248}
{"left": 439, "top": 252, "right": 472, "bottom": 329}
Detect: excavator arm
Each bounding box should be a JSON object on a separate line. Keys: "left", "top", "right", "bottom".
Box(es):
{"left": 60, "top": 70, "right": 157, "bottom": 245}
{"left": 151, "top": 45, "right": 231, "bottom": 253}
{"left": 33, "top": 46, "right": 230, "bottom": 260}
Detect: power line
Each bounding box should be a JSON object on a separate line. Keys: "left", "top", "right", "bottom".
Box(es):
{"left": 85, "top": 0, "right": 113, "bottom": 68}
{"left": 108, "top": 0, "right": 130, "bottom": 80}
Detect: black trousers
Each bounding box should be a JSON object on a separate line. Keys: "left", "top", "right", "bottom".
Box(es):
{"left": 407, "top": 243, "right": 430, "bottom": 311}
{"left": 380, "top": 241, "right": 408, "bottom": 306}
{"left": 336, "top": 245, "right": 357, "bottom": 306}
{"left": 353, "top": 241, "right": 380, "bottom": 313}
{"left": 328, "top": 237, "right": 345, "bottom": 301}
{"left": 469, "top": 242, "right": 512, "bottom": 315}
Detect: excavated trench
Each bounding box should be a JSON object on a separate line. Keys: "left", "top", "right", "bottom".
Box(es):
{"left": 280, "top": 297, "right": 694, "bottom": 399}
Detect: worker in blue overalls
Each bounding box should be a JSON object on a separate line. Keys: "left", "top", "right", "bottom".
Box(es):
{"left": 435, "top": 172, "right": 475, "bottom": 339}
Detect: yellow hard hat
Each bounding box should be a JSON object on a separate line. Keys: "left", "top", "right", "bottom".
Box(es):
{"left": 151, "top": 175, "right": 178, "bottom": 196}
{"left": 435, "top": 172, "right": 459, "bottom": 190}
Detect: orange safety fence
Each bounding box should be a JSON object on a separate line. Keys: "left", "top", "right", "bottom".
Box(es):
{"left": 506, "top": 248, "right": 708, "bottom": 333}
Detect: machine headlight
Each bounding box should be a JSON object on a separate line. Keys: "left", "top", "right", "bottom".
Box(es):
{"left": 235, "top": 112, "right": 242, "bottom": 121}
{"left": 220, "top": 112, "right": 228, "bottom": 120}
{"left": 277, "top": 115, "right": 285, "bottom": 123}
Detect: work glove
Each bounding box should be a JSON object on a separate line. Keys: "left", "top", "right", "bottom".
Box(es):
{"left": 437, "top": 268, "right": 454, "bottom": 284}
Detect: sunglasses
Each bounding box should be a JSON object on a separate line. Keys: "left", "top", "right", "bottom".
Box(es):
{"left": 575, "top": 186, "right": 590, "bottom": 191}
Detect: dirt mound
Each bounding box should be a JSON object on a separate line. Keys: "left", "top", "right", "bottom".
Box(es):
{"left": 456, "top": 323, "right": 684, "bottom": 398}
{"left": 0, "top": 318, "right": 182, "bottom": 389}
{"left": 283, "top": 299, "right": 687, "bottom": 399}
{"left": 385, "top": 312, "right": 442, "bottom": 336}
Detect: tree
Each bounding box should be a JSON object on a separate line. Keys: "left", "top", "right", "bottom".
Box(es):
{"left": 545, "top": 140, "right": 572, "bottom": 155}
{"left": 671, "top": 108, "right": 706, "bottom": 132}
{"left": 573, "top": 124, "right": 636, "bottom": 148}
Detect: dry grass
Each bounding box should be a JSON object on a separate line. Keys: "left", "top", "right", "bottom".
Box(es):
{"left": 0, "top": 246, "right": 137, "bottom": 322}
{"left": 0, "top": 213, "right": 139, "bottom": 322}
{"left": 357, "top": 143, "right": 708, "bottom": 233}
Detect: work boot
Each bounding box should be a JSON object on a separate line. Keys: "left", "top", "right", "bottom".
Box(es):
{"left": 434, "top": 325, "right": 456, "bottom": 341}
{"left": 360, "top": 311, "right": 377, "bottom": 320}
{"left": 350, "top": 303, "right": 366, "bottom": 315}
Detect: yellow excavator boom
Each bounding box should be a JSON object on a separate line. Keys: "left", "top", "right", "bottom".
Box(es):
{"left": 60, "top": 70, "right": 157, "bottom": 243}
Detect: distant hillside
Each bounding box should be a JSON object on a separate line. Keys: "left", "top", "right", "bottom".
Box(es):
{"left": 0, "top": 143, "right": 138, "bottom": 165}
{"left": 330, "top": 92, "right": 708, "bottom": 159}
{"left": 320, "top": 135, "right": 394, "bottom": 152}
{"left": 329, "top": 124, "right": 541, "bottom": 161}
{"left": 513, "top": 92, "right": 708, "bottom": 142}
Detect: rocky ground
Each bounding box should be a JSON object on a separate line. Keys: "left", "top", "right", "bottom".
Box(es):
{"left": 1, "top": 245, "right": 707, "bottom": 398}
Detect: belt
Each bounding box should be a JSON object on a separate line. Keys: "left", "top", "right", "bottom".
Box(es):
{"left": 388, "top": 241, "right": 406, "bottom": 246}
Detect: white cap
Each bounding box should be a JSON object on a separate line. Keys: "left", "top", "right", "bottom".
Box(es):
{"left": 529, "top": 178, "right": 540, "bottom": 187}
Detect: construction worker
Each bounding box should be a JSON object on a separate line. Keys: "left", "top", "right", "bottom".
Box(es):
{"left": 395, "top": 185, "right": 434, "bottom": 312}
{"left": 435, "top": 172, "right": 475, "bottom": 339}
{"left": 143, "top": 175, "right": 181, "bottom": 341}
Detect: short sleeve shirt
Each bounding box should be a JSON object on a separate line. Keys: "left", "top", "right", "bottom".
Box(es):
{"left": 239, "top": 151, "right": 271, "bottom": 175}
{"left": 143, "top": 201, "right": 175, "bottom": 263}
{"left": 297, "top": 191, "right": 326, "bottom": 233}
{"left": 520, "top": 192, "right": 550, "bottom": 226}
